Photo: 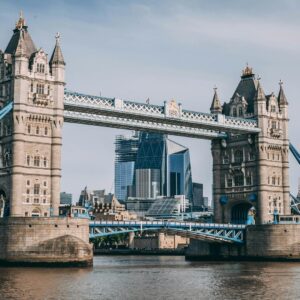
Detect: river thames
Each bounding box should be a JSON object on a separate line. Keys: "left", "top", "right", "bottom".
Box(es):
{"left": 0, "top": 256, "right": 300, "bottom": 299}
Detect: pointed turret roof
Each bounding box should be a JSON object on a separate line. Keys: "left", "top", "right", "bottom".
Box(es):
{"left": 254, "top": 79, "right": 266, "bottom": 101}
{"left": 278, "top": 80, "right": 288, "bottom": 105}
{"left": 49, "top": 33, "right": 65, "bottom": 65}
{"left": 5, "top": 12, "right": 37, "bottom": 58}
{"left": 210, "top": 87, "right": 222, "bottom": 113}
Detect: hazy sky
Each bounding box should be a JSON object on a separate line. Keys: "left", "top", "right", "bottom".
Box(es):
{"left": 1, "top": 0, "right": 300, "bottom": 202}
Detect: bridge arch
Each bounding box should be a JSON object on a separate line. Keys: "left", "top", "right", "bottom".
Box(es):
{"left": 230, "top": 202, "right": 252, "bottom": 224}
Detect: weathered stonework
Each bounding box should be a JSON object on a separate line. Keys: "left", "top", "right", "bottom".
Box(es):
{"left": 0, "top": 217, "right": 93, "bottom": 266}
{"left": 0, "top": 15, "right": 64, "bottom": 217}
{"left": 211, "top": 66, "right": 290, "bottom": 224}
{"left": 186, "top": 224, "right": 300, "bottom": 261}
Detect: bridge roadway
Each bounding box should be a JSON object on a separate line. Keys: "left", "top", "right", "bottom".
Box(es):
{"left": 89, "top": 220, "right": 246, "bottom": 244}
{"left": 63, "top": 90, "right": 260, "bottom": 139}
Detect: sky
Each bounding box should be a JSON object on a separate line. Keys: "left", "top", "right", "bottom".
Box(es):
{"left": 0, "top": 0, "right": 300, "bottom": 202}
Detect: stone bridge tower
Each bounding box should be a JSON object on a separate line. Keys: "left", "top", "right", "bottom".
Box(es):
{"left": 211, "top": 66, "right": 290, "bottom": 224}
{"left": 0, "top": 14, "right": 65, "bottom": 217}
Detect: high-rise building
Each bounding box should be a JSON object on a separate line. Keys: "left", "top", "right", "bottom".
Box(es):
{"left": 192, "top": 183, "right": 204, "bottom": 210}
{"left": 60, "top": 192, "right": 72, "bottom": 205}
{"left": 132, "top": 133, "right": 193, "bottom": 201}
{"left": 114, "top": 132, "right": 139, "bottom": 201}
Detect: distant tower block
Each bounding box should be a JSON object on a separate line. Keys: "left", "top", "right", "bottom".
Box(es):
{"left": 212, "top": 66, "right": 290, "bottom": 224}
{"left": 0, "top": 14, "right": 65, "bottom": 217}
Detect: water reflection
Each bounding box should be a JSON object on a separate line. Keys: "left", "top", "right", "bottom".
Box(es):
{"left": 1, "top": 256, "right": 300, "bottom": 299}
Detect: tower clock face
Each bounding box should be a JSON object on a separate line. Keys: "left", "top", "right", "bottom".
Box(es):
{"left": 221, "top": 139, "right": 227, "bottom": 148}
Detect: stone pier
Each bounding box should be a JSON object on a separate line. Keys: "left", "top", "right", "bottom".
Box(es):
{"left": 0, "top": 217, "right": 93, "bottom": 266}
{"left": 186, "top": 224, "right": 300, "bottom": 261}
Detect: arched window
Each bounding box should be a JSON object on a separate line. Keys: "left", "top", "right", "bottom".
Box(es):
{"left": 238, "top": 107, "right": 243, "bottom": 116}
{"left": 234, "top": 174, "right": 244, "bottom": 186}
{"left": 36, "top": 126, "right": 39, "bottom": 135}
{"left": 34, "top": 156, "right": 40, "bottom": 167}
{"left": 31, "top": 208, "right": 41, "bottom": 217}
{"left": 27, "top": 125, "right": 31, "bottom": 134}
{"left": 43, "top": 157, "right": 47, "bottom": 167}
{"left": 44, "top": 127, "right": 48, "bottom": 135}
{"left": 34, "top": 184, "right": 40, "bottom": 195}
{"left": 234, "top": 150, "right": 243, "bottom": 163}
{"left": 232, "top": 107, "right": 237, "bottom": 117}
{"left": 26, "top": 155, "right": 30, "bottom": 166}
{"left": 30, "top": 83, "right": 33, "bottom": 93}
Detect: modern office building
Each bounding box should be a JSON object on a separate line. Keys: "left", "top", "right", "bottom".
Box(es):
{"left": 114, "top": 132, "right": 139, "bottom": 201}
{"left": 60, "top": 192, "right": 72, "bottom": 205}
{"left": 132, "top": 132, "right": 193, "bottom": 201}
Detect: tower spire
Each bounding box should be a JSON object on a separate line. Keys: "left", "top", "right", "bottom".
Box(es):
{"left": 49, "top": 32, "right": 65, "bottom": 66}
{"left": 278, "top": 80, "right": 288, "bottom": 106}
{"left": 254, "top": 78, "right": 266, "bottom": 101}
{"left": 210, "top": 86, "right": 222, "bottom": 114}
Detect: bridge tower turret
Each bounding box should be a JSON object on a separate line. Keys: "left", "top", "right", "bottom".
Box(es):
{"left": 212, "top": 65, "right": 290, "bottom": 225}
{"left": 0, "top": 14, "right": 65, "bottom": 217}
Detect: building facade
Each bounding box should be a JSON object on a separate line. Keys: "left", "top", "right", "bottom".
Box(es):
{"left": 0, "top": 14, "right": 65, "bottom": 217}
{"left": 211, "top": 66, "right": 290, "bottom": 224}
{"left": 114, "top": 132, "right": 139, "bottom": 201}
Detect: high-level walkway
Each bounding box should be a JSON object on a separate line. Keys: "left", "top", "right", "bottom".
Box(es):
{"left": 64, "top": 90, "right": 260, "bottom": 139}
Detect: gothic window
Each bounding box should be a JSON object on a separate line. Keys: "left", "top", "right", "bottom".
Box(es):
{"left": 234, "top": 150, "right": 243, "bottom": 163}
{"left": 26, "top": 198, "right": 30, "bottom": 203}
{"left": 271, "top": 105, "right": 276, "bottom": 113}
{"left": 47, "top": 86, "right": 50, "bottom": 95}
{"left": 37, "top": 63, "right": 45, "bottom": 73}
{"left": 27, "top": 125, "right": 31, "bottom": 134}
{"left": 26, "top": 189, "right": 30, "bottom": 194}
{"left": 248, "top": 152, "right": 255, "bottom": 161}
{"left": 27, "top": 180, "right": 30, "bottom": 186}
{"left": 223, "top": 155, "right": 229, "bottom": 164}
{"left": 37, "top": 84, "right": 44, "bottom": 94}
{"left": 43, "top": 157, "right": 47, "bottom": 167}
{"left": 43, "top": 181, "right": 47, "bottom": 187}
{"left": 238, "top": 107, "right": 243, "bottom": 116}
{"left": 34, "top": 156, "right": 40, "bottom": 167}
{"left": 30, "top": 83, "right": 33, "bottom": 93}
{"left": 26, "top": 155, "right": 30, "bottom": 166}
{"left": 246, "top": 176, "right": 252, "bottom": 185}
{"left": 227, "top": 178, "right": 233, "bottom": 188}
{"left": 34, "top": 198, "right": 39, "bottom": 204}
{"left": 232, "top": 107, "right": 237, "bottom": 117}
{"left": 234, "top": 174, "right": 244, "bottom": 186}
{"left": 278, "top": 177, "right": 280, "bottom": 185}
{"left": 272, "top": 177, "right": 276, "bottom": 185}
{"left": 44, "top": 127, "right": 48, "bottom": 135}
{"left": 43, "top": 199, "right": 46, "bottom": 204}
{"left": 34, "top": 184, "right": 40, "bottom": 195}
{"left": 271, "top": 121, "right": 276, "bottom": 129}
{"left": 0, "top": 65, "right": 4, "bottom": 79}
{"left": 36, "top": 126, "right": 39, "bottom": 135}
{"left": 43, "top": 190, "right": 46, "bottom": 195}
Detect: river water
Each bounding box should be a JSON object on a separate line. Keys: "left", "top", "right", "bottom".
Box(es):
{"left": 0, "top": 256, "right": 300, "bottom": 300}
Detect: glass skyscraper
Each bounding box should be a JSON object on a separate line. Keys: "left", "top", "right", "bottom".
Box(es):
{"left": 114, "top": 132, "right": 193, "bottom": 202}
{"left": 114, "top": 132, "right": 139, "bottom": 201}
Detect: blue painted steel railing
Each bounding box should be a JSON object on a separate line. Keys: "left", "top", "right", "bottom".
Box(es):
{"left": 0, "top": 102, "right": 13, "bottom": 120}
{"left": 89, "top": 221, "right": 246, "bottom": 244}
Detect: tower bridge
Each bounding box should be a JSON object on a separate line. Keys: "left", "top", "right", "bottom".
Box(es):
{"left": 0, "top": 14, "right": 299, "bottom": 265}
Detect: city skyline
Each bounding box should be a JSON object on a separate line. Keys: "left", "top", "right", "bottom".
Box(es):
{"left": 0, "top": 0, "right": 299, "bottom": 201}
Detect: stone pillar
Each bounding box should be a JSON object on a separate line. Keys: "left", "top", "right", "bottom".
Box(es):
{"left": 128, "top": 232, "right": 135, "bottom": 249}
